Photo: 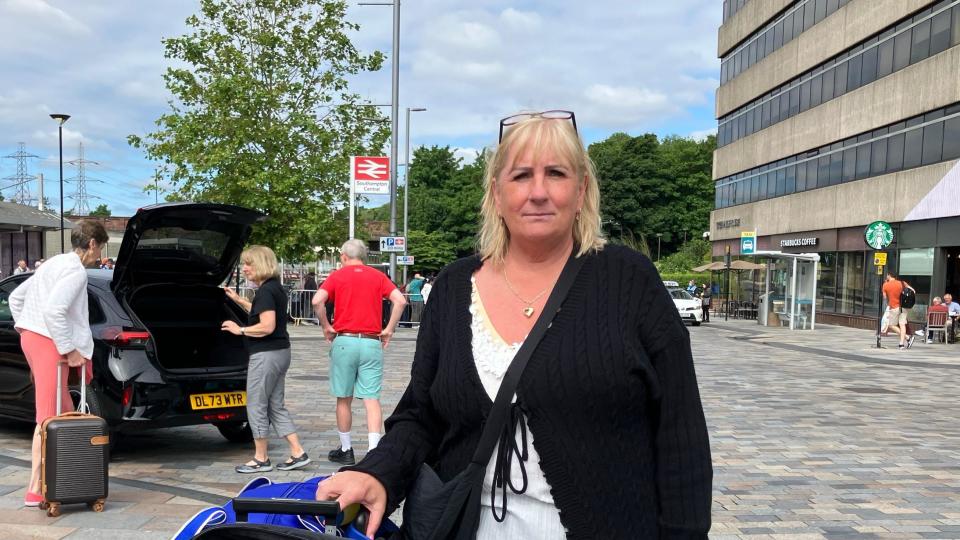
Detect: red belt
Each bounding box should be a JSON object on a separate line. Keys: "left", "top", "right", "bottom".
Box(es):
{"left": 336, "top": 332, "right": 381, "bottom": 341}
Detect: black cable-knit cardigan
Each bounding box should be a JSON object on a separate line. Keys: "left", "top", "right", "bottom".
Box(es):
{"left": 346, "top": 245, "right": 712, "bottom": 538}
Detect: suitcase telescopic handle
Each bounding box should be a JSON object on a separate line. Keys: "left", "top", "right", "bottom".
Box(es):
{"left": 55, "top": 359, "right": 86, "bottom": 415}
{"left": 231, "top": 498, "right": 341, "bottom": 522}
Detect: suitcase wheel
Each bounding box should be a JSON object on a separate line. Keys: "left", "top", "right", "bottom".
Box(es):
{"left": 88, "top": 500, "right": 105, "bottom": 512}
{"left": 38, "top": 501, "right": 49, "bottom": 511}
{"left": 46, "top": 503, "right": 61, "bottom": 517}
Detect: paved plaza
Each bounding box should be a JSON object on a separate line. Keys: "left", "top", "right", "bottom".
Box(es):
{"left": 0, "top": 320, "right": 958, "bottom": 539}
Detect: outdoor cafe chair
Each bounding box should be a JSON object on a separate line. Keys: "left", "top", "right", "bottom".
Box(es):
{"left": 926, "top": 311, "right": 949, "bottom": 344}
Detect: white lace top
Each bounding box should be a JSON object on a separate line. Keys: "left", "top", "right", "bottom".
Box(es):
{"left": 470, "top": 277, "right": 566, "bottom": 539}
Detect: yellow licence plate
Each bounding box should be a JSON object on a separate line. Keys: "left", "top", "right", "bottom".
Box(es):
{"left": 190, "top": 391, "right": 247, "bottom": 410}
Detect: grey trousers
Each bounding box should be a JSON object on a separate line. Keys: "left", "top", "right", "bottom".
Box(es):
{"left": 246, "top": 348, "right": 297, "bottom": 440}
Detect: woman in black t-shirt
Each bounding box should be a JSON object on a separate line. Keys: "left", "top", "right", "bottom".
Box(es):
{"left": 222, "top": 245, "right": 311, "bottom": 473}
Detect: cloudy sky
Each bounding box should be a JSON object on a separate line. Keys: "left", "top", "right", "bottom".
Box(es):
{"left": 0, "top": 0, "right": 720, "bottom": 216}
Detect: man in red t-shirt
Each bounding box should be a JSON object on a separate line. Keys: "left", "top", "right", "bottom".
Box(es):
{"left": 312, "top": 239, "right": 406, "bottom": 465}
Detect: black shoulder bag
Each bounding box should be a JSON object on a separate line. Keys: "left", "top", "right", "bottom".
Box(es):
{"left": 401, "top": 252, "right": 587, "bottom": 540}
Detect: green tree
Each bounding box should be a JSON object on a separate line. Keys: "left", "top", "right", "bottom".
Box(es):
{"left": 589, "top": 133, "right": 715, "bottom": 258}
{"left": 89, "top": 204, "right": 111, "bottom": 217}
{"left": 406, "top": 229, "right": 457, "bottom": 273}
{"left": 129, "top": 0, "right": 388, "bottom": 260}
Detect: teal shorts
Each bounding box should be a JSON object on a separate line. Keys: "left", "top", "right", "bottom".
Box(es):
{"left": 329, "top": 336, "right": 383, "bottom": 399}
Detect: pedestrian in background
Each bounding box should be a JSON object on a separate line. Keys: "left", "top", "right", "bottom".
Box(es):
{"left": 317, "top": 111, "right": 711, "bottom": 538}
{"left": 9, "top": 220, "right": 108, "bottom": 507}
{"left": 311, "top": 239, "right": 406, "bottom": 465}
{"left": 14, "top": 259, "right": 28, "bottom": 274}
{"left": 222, "top": 245, "right": 310, "bottom": 473}
{"left": 882, "top": 271, "right": 915, "bottom": 349}
{"left": 421, "top": 276, "right": 433, "bottom": 304}
{"left": 701, "top": 282, "right": 712, "bottom": 322}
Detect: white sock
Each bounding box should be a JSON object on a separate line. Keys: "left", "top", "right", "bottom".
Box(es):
{"left": 369, "top": 432, "right": 382, "bottom": 450}
{"left": 339, "top": 431, "right": 352, "bottom": 451}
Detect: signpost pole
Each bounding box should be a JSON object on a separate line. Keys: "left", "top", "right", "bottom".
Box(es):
{"left": 865, "top": 221, "right": 894, "bottom": 348}
{"left": 349, "top": 157, "right": 356, "bottom": 240}
{"left": 876, "top": 263, "right": 884, "bottom": 349}
{"left": 725, "top": 245, "right": 731, "bottom": 322}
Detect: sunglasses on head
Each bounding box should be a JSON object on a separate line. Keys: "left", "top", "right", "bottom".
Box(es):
{"left": 498, "top": 110, "right": 577, "bottom": 143}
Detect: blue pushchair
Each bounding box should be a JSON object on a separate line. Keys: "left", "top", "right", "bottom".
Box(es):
{"left": 172, "top": 476, "right": 400, "bottom": 540}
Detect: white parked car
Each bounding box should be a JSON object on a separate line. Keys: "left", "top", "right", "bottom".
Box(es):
{"left": 670, "top": 288, "right": 703, "bottom": 326}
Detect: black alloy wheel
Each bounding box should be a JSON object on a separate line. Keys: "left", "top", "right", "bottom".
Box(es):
{"left": 215, "top": 421, "right": 254, "bottom": 443}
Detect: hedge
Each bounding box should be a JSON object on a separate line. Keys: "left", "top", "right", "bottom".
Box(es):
{"left": 659, "top": 272, "right": 714, "bottom": 287}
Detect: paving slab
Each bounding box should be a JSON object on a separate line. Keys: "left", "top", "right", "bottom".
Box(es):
{"left": 0, "top": 322, "right": 958, "bottom": 538}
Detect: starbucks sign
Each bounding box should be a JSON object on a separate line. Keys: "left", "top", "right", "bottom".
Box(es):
{"left": 864, "top": 221, "right": 894, "bottom": 249}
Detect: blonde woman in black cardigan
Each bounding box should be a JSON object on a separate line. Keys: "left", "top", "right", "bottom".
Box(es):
{"left": 317, "top": 111, "right": 712, "bottom": 539}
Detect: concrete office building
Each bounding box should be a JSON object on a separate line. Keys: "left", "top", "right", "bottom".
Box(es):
{"left": 711, "top": 0, "right": 960, "bottom": 328}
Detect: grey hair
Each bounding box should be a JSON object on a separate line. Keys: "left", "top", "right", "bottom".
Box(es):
{"left": 933, "top": 296, "right": 943, "bottom": 303}
{"left": 341, "top": 239, "right": 368, "bottom": 261}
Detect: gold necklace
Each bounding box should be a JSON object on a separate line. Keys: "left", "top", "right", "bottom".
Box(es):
{"left": 502, "top": 266, "right": 550, "bottom": 318}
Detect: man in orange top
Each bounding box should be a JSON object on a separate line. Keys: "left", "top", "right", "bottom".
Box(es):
{"left": 312, "top": 239, "right": 406, "bottom": 465}
{"left": 882, "top": 271, "right": 914, "bottom": 349}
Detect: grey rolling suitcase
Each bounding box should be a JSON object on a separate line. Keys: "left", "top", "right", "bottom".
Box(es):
{"left": 38, "top": 362, "right": 109, "bottom": 517}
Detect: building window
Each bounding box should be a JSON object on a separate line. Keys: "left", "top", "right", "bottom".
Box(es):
{"left": 720, "top": 0, "right": 850, "bottom": 86}
{"left": 899, "top": 248, "right": 935, "bottom": 319}
{"left": 837, "top": 252, "right": 865, "bottom": 315}
{"left": 818, "top": 252, "right": 838, "bottom": 313}
{"left": 715, "top": 102, "right": 960, "bottom": 209}
{"left": 717, "top": 0, "right": 960, "bottom": 148}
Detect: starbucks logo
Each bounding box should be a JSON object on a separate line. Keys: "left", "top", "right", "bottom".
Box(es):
{"left": 864, "top": 221, "right": 894, "bottom": 250}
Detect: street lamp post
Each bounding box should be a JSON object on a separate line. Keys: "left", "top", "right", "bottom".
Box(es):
{"left": 49, "top": 113, "right": 70, "bottom": 254}
{"left": 358, "top": 0, "right": 400, "bottom": 281}
{"left": 656, "top": 233, "right": 663, "bottom": 261}
{"left": 403, "top": 107, "right": 426, "bottom": 284}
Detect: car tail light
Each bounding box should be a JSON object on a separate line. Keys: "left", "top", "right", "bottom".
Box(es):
{"left": 109, "top": 330, "right": 151, "bottom": 347}
{"left": 204, "top": 412, "right": 236, "bottom": 422}
{"left": 121, "top": 386, "right": 133, "bottom": 407}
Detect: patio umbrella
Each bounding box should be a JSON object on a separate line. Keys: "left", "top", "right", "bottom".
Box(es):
{"left": 692, "top": 261, "right": 727, "bottom": 272}
{"left": 729, "top": 260, "right": 766, "bottom": 271}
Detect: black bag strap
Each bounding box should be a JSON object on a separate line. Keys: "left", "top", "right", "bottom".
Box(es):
{"left": 469, "top": 251, "right": 587, "bottom": 466}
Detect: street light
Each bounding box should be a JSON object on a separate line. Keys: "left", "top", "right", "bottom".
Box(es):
{"left": 656, "top": 233, "right": 663, "bottom": 261}
{"left": 403, "top": 107, "right": 426, "bottom": 284}
{"left": 49, "top": 113, "right": 70, "bottom": 254}
{"left": 360, "top": 0, "right": 401, "bottom": 281}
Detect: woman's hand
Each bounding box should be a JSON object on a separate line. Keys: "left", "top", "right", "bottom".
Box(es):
{"left": 315, "top": 471, "right": 387, "bottom": 538}
{"left": 223, "top": 286, "right": 242, "bottom": 303}
{"left": 64, "top": 350, "right": 87, "bottom": 368}
{"left": 221, "top": 320, "right": 242, "bottom": 335}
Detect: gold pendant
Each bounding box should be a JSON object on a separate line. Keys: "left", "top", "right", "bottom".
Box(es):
{"left": 523, "top": 307, "right": 535, "bottom": 318}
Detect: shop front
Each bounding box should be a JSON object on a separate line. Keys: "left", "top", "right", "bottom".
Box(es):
{"left": 712, "top": 215, "right": 960, "bottom": 329}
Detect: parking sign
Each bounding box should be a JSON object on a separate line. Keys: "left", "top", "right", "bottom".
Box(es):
{"left": 379, "top": 236, "right": 406, "bottom": 252}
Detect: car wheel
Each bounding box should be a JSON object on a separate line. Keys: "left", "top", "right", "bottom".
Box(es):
{"left": 215, "top": 421, "right": 254, "bottom": 443}
{"left": 69, "top": 384, "right": 104, "bottom": 417}
{"left": 692, "top": 320, "right": 701, "bottom": 326}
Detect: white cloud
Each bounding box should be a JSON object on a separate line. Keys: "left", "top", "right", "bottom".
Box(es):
{"left": 453, "top": 147, "right": 482, "bottom": 165}
{"left": 0, "top": 0, "right": 723, "bottom": 215}
{"left": 688, "top": 127, "right": 717, "bottom": 141}
{"left": 1, "top": 0, "right": 91, "bottom": 34}
{"left": 499, "top": 8, "right": 542, "bottom": 30}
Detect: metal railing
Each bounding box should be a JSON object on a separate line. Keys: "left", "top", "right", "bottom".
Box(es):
{"left": 227, "top": 286, "right": 421, "bottom": 329}
{"left": 288, "top": 289, "right": 319, "bottom": 326}
{"left": 399, "top": 294, "right": 425, "bottom": 329}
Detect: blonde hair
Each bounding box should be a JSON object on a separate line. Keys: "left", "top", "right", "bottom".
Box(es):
{"left": 478, "top": 115, "right": 605, "bottom": 265}
{"left": 241, "top": 245, "right": 280, "bottom": 283}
